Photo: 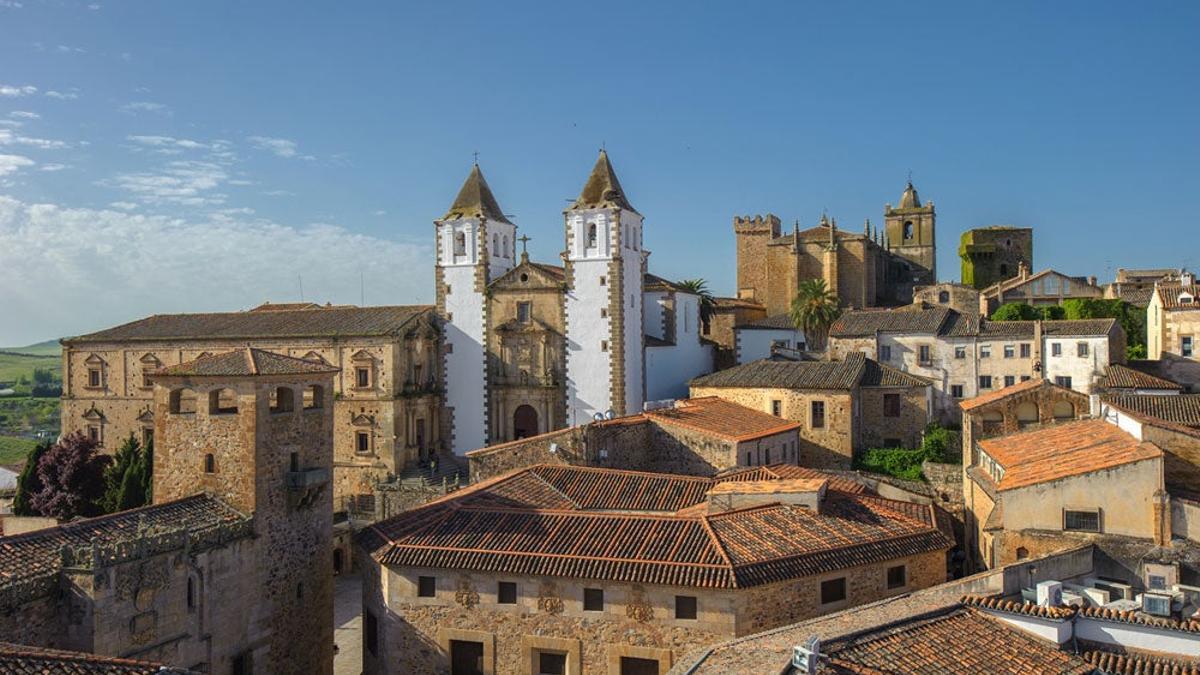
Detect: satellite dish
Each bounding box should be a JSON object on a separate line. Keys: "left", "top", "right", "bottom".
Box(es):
{"left": 605, "top": 410, "right": 615, "bottom": 420}
{"left": 593, "top": 412, "right": 605, "bottom": 422}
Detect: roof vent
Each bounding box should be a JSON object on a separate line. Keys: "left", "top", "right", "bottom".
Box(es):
{"left": 1141, "top": 592, "right": 1173, "bottom": 617}
{"left": 792, "top": 636, "right": 821, "bottom": 674}
{"left": 1036, "top": 580, "right": 1063, "bottom": 607}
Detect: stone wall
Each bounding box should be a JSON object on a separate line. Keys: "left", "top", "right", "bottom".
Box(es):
{"left": 467, "top": 427, "right": 583, "bottom": 482}
{"left": 857, "top": 386, "right": 928, "bottom": 450}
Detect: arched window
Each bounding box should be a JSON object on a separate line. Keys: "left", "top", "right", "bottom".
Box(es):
{"left": 187, "top": 576, "right": 196, "bottom": 610}
{"left": 938, "top": 291, "right": 950, "bottom": 304}
{"left": 270, "top": 386, "right": 295, "bottom": 414}
{"left": 203, "top": 453, "right": 215, "bottom": 473}
{"left": 169, "top": 388, "right": 197, "bottom": 414}
{"left": 492, "top": 233, "right": 499, "bottom": 255}
{"left": 208, "top": 388, "right": 238, "bottom": 415}
{"left": 586, "top": 223, "right": 597, "bottom": 249}
{"left": 454, "top": 231, "right": 466, "bottom": 256}
{"left": 1016, "top": 546, "right": 1029, "bottom": 560}
{"left": 1052, "top": 401, "right": 1075, "bottom": 420}
{"left": 502, "top": 235, "right": 509, "bottom": 257}
{"left": 303, "top": 384, "right": 324, "bottom": 410}
{"left": 1016, "top": 401, "right": 1039, "bottom": 426}
{"left": 903, "top": 221, "right": 914, "bottom": 239}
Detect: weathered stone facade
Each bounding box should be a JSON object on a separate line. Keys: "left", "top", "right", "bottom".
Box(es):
{"left": 959, "top": 226, "right": 1034, "bottom": 290}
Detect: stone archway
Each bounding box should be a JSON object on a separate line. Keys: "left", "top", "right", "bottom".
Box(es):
{"left": 513, "top": 405, "right": 539, "bottom": 440}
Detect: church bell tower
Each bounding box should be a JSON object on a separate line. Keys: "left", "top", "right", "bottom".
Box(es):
{"left": 884, "top": 180, "right": 936, "bottom": 286}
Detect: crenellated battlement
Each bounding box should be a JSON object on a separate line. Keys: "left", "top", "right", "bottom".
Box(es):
{"left": 733, "top": 214, "right": 781, "bottom": 237}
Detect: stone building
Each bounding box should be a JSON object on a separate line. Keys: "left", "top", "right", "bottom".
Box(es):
{"left": 1148, "top": 274, "right": 1200, "bottom": 361}
{"left": 978, "top": 264, "right": 1103, "bottom": 316}
{"left": 356, "top": 464, "right": 953, "bottom": 674}
{"left": 732, "top": 181, "right": 937, "bottom": 314}
{"left": 1105, "top": 267, "right": 1188, "bottom": 306}
{"left": 436, "top": 154, "right": 713, "bottom": 455}
{"left": 704, "top": 297, "right": 766, "bottom": 370}
{"left": 689, "top": 352, "right": 932, "bottom": 469}
{"left": 60, "top": 303, "right": 441, "bottom": 511}
{"left": 466, "top": 395, "right": 804, "bottom": 482}
{"left": 730, "top": 314, "right": 805, "bottom": 364}
{"left": 0, "top": 642, "right": 195, "bottom": 673}
{"left": 0, "top": 349, "right": 336, "bottom": 674}
{"left": 959, "top": 226, "right": 1034, "bottom": 289}
{"left": 828, "top": 306, "right": 1125, "bottom": 420}
{"left": 912, "top": 281, "right": 982, "bottom": 319}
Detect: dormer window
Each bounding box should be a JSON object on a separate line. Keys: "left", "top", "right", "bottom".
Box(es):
{"left": 1180, "top": 293, "right": 1195, "bottom": 305}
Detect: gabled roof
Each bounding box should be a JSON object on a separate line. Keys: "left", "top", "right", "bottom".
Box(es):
{"left": 157, "top": 348, "right": 339, "bottom": 377}
{"left": 1100, "top": 363, "right": 1183, "bottom": 392}
{"left": 568, "top": 150, "right": 638, "bottom": 214}
{"left": 644, "top": 273, "right": 690, "bottom": 294}
{"left": 441, "top": 163, "right": 512, "bottom": 224}
{"left": 1153, "top": 282, "right": 1200, "bottom": 311}
{"left": 860, "top": 359, "right": 931, "bottom": 387}
{"left": 360, "top": 464, "right": 951, "bottom": 590}
{"left": 1081, "top": 649, "right": 1200, "bottom": 675}
{"left": 831, "top": 305, "right": 1119, "bottom": 340}
{"left": 642, "top": 396, "right": 801, "bottom": 442}
{"left": 712, "top": 296, "right": 765, "bottom": 311}
{"left": 958, "top": 378, "right": 1074, "bottom": 412}
{"left": 691, "top": 352, "right": 926, "bottom": 391}
{"left": 0, "top": 642, "right": 195, "bottom": 674}
{"left": 1102, "top": 393, "right": 1200, "bottom": 428}
{"left": 64, "top": 305, "right": 435, "bottom": 343}
{"left": 830, "top": 306, "right": 955, "bottom": 337}
{"left": 976, "top": 419, "right": 1162, "bottom": 491}
{"left": 736, "top": 314, "right": 798, "bottom": 330}
{"left": 487, "top": 258, "right": 566, "bottom": 290}
{"left": 1042, "top": 318, "right": 1119, "bottom": 335}
{"left": 715, "top": 464, "right": 867, "bottom": 495}
{"left": 980, "top": 268, "right": 1099, "bottom": 296}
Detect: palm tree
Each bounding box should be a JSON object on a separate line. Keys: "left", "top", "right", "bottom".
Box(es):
{"left": 789, "top": 279, "right": 841, "bottom": 351}
{"left": 678, "top": 278, "right": 715, "bottom": 333}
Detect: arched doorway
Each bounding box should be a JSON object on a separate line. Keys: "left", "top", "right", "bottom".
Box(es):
{"left": 513, "top": 405, "right": 539, "bottom": 440}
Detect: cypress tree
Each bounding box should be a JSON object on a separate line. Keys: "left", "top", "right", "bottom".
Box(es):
{"left": 12, "top": 440, "right": 50, "bottom": 516}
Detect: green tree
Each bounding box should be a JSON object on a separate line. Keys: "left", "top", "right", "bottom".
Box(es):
{"left": 677, "top": 279, "right": 715, "bottom": 332}
{"left": 1038, "top": 305, "right": 1065, "bottom": 320}
{"left": 789, "top": 279, "right": 842, "bottom": 351}
{"left": 102, "top": 434, "right": 152, "bottom": 512}
{"left": 12, "top": 440, "right": 50, "bottom": 516}
{"left": 31, "top": 368, "right": 54, "bottom": 385}
{"left": 1062, "top": 298, "right": 1146, "bottom": 359}
{"left": 990, "top": 302, "right": 1040, "bottom": 321}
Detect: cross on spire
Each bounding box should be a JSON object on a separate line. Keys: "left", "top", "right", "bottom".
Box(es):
{"left": 473, "top": 150, "right": 480, "bottom": 165}
{"left": 518, "top": 234, "right": 531, "bottom": 255}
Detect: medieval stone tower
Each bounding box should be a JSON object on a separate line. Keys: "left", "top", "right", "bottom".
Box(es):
{"left": 435, "top": 164, "right": 517, "bottom": 453}
{"left": 563, "top": 150, "right": 645, "bottom": 424}
{"left": 151, "top": 348, "right": 337, "bottom": 674}
{"left": 884, "top": 180, "right": 937, "bottom": 286}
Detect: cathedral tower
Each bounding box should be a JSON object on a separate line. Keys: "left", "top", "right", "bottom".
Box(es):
{"left": 884, "top": 180, "right": 936, "bottom": 286}
{"left": 563, "top": 150, "right": 645, "bottom": 424}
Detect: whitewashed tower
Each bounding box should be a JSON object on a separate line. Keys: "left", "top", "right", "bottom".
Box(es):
{"left": 563, "top": 151, "right": 646, "bottom": 425}
{"left": 435, "top": 164, "right": 516, "bottom": 453}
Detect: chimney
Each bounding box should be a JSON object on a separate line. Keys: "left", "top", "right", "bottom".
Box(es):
{"left": 1018, "top": 260, "right": 1029, "bottom": 280}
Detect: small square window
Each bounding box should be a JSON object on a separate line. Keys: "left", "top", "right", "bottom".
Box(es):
{"left": 1051, "top": 342, "right": 1062, "bottom": 357}
{"left": 883, "top": 393, "right": 900, "bottom": 417}
{"left": 1020, "top": 343, "right": 1031, "bottom": 358}
{"left": 538, "top": 652, "right": 567, "bottom": 675}
{"left": 771, "top": 400, "right": 782, "bottom": 417}
{"left": 498, "top": 582, "right": 517, "bottom": 604}
{"left": 886, "top": 565, "right": 907, "bottom": 589}
{"left": 417, "top": 576, "right": 436, "bottom": 597}
{"left": 583, "top": 587, "right": 604, "bottom": 611}
{"left": 1003, "top": 345, "right": 1015, "bottom": 359}
{"left": 820, "top": 577, "right": 847, "bottom": 605}
{"left": 675, "top": 595, "right": 697, "bottom": 620}
{"left": 954, "top": 346, "right": 966, "bottom": 360}
{"left": 950, "top": 384, "right": 964, "bottom": 399}
{"left": 599, "top": 276, "right": 607, "bottom": 286}
{"left": 980, "top": 345, "right": 991, "bottom": 359}
{"left": 1063, "top": 509, "right": 1100, "bottom": 532}
{"left": 1077, "top": 342, "right": 1089, "bottom": 357}
{"left": 1020, "top": 375, "right": 1032, "bottom": 382}
{"left": 88, "top": 369, "right": 102, "bottom": 387}
{"left": 1004, "top": 375, "right": 1015, "bottom": 388}
{"left": 879, "top": 345, "right": 891, "bottom": 361}
{"left": 979, "top": 375, "right": 993, "bottom": 389}
{"left": 517, "top": 302, "right": 531, "bottom": 323}
{"left": 600, "top": 340, "right": 608, "bottom": 352}
{"left": 600, "top": 307, "right": 608, "bottom": 318}
{"left": 356, "top": 367, "right": 371, "bottom": 388}
{"left": 1055, "top": 376, "right": 1073, "bottom": 388}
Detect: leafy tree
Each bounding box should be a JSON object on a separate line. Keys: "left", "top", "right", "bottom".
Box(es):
{"left": 1039, "top": 305, "right": 1066, "bottom": 320}
{"left": 1062, "top": 298, "right": 1146, "bottom": 359}
{"left": 789, "top": 279, "right": 841, "bottom": 351}
{"left": 12, "top": 440, "right": 50, "bottom": 516}
{"left": 1127, "top": 343, "right": 1147, "bottom": 360}
{"left": 991, "top": 302, "right": 1040, "bottom": 321}
{"left": 677, "top": 278, "right": 716, "bottom": 332}
{"left": 31, "top": 368, "right": 55, "bottom": 385}
{"left": 102, "top": 434, "right": 151, "bottom": 512}
{"left": 29, "top": 432, "right": 112, "bottom": 520}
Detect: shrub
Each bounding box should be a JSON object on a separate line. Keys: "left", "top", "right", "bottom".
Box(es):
{"left": 853, "top": 424, "right": 959, "bottom": 480}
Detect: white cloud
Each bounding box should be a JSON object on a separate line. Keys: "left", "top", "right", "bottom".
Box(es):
{"left": 121, "top": 101, "right": 169, "bottom": 115}
{"left": 107, "top": 160, "right": 229, "bottom": 206}
{"left": 263, "top": 189, "right": 294, "bottom": 197}
{"left": 0, "top": 196, "right": 433, "bottom": 345}
{"left": 373, "top": 210, "right": 387, "bottom": 216}
{"left": 44, "top": 90, "right": 79, "bottom": 100}
{"left": 88, "top": 2, "right": 100, "bottom": 8}
{"left": 126, "top": 134, "right": 207, "bottom": 152}
{"left": 39, "top": 163, "right": 69, "bottom": 172}
{"left": 0, "top": 128, "right": 70, "bottom": 150}
{"left": 0, "top": 120, "right": 22, "bottom": 128}
{"left": 247, "top": 135, "right": 298, "bottom": 158}
{"left": 0, "top": 1, "right": 25, "bottom": 8}
{"left": 56, "top": 45, "right": 85, "bottom": 54}
{"left": 0, "top": 85, "right": 37, "bottom": 97}
{"left": 108, "top": 201, "right": 138, "bottom": 210}
{"left": 0, "top": 154, "right": 34, "bottom": 176}
{"left": 10, "top": 111, "right": 39, "bottom": 119}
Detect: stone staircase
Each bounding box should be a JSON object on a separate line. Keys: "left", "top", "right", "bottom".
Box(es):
{"left": 397, "top": 451, "right": 468, "bottom": 487}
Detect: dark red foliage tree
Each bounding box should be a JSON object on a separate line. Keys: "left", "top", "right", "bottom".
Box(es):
{"left": 30, "top": 432, "right": 112, "bottom": 520}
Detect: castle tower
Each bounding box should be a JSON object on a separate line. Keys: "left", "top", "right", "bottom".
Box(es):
{"left": 563, "top": 150, "right": 645, "bottom": 423}
{"left": 884, "top": 180, "right": 937, "bottom": 285}
{"left": 435, "top": 164, "right": 517, "bottom": 453}
{"left": 733, "top": 213, "right": 782, "bottom": 304}
{"left": 151, "top": 348, "right": 337, "bottom": 674}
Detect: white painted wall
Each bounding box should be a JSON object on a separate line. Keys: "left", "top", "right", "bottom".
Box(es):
{"left": 565, "top": 211, "right": 614, "bottom": 425}
{"left": 620, "top": 209, "right": 645, "bottom": 416}
{"left": 643, "top": 290, "right": 667, "bottom": 341}
{"left": 1042, "top": 334, "right": 1110, "bottom": 394}
{"left": 736, "top": 328, "right": 805, "bottom": 364}
{"left": 981, "top": 610, "right": 1072, "bottom": 644}
{"left": 438, "top": 218, "right": 488, "bottom": 454}
{"left": 485, "top": 220, "right": 516, "bottom": 281}
{"left": 1075, "top": 616, "right": 1200, "bottom": 656}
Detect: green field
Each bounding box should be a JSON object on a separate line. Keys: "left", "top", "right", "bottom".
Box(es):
{"left": 0, "top": 435, "right": 37, "bottom": 466}
{"left": 0, "top": 340, "right": 61, "bottom": 386}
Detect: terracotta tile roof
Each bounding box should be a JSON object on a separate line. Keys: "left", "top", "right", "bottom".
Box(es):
{"left": 1114, "top": 287, "right": 1156, "bottom": 306}
{"left": 1043, "top": 318, "right": 1120, "bottom": 335}
{"left": 976, "top": 320, "right": 1037, "bottom": 337}
{"left": 737, "top": 314, "right": 798, "bottom": 330}
{"left": 1102, "top": 394, "right": 1200, "bottom": 428}
{"left": 1101, "top": 363, "right": 1183, "bottom": 392}
{"left": 1081, "top": 648, "right": 1200, "bottom": 675}
{"left": 64, "top": 304, "right": 435, "bottom": 343}
{"left": 0, "top": 642, "right": 194, "bottom": 674}
{"left": 715, "top": 464, "right": 869, "bottom": 495}
{"left": 859, "top": 359, "right": 930, "bottom": 387}
{"left": 1154, "top": 282, "right": 1200, "bottom": 311}
{"left": 818, "top": 607, "right": 1093, "bottom": 674}
{"left": 958, "top": 377, "right": 1056, "bottom": 411}
{"left": 712, "top": 296, "right": 764, "bottom": 310}
{"left": 361, "top": 465, "right": 951, "bottom": 590}
{"left": 959, "top": 593, "right": 1077, "bottom": 620}
{"left": 831, "top": 306, "right": 1118, "bottom": 340}
{"left": 690, "top": 352, "right": 867, "bottom": 390}
{"left": 706, "top": 478, "right": 827, "bottom": 495}
{"left": 643, "top": 397, "right": 801, "bottom": 442}
{"left": 248, "top": 301, "right": 324, "bottom": 312}
{"left": 0, "top": 495, "right": 249, "bottom": 589}
{"left": 830, "top": 307, "right": 954, "bottom": 337}
{"left": 643, "top": 273, "right": 689, "bottom": 293}
{"left": 156, "top": 348, "right": 339, "bottom": 377}
{"left": 1078, "top": 605, "right": 1200, "bottom": 634}
{"left": 976, "top": 419, "right": 1162, "bottom": 491}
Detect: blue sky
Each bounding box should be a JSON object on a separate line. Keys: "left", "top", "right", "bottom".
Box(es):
{"left": 0, "top": 1, "right": 1197, "bottom": 345}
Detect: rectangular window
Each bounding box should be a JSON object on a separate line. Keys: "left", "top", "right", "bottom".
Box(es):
{"left": 954, "top": 346, "right": 966, "bottom": 360}
{"left": 599, "top": 276, "right": 606, "bottom": 286}
{"left": 600, "top": 307, "right": 608, "bottom": 318}
{"left": 498, "top": 581, "right": 517, "bottom": 605}
{"left": 88, "top": 425, "right": 101, "bottom": 443}
{"left": 1055, "top": 376, "right": 1073, "bottom": 388}
{"left": 1077, "top": 342, "right": 1089, "bottom": 357}
{"left": 979, "top": 375, "right": 993, "bottom": 389}
{"left": 538, "top": 652, "right": 567, "bottom": 675}
{"left": 88, "top": 368, "right": 102, "bottom": 387}
{"left": 1020, "top": 375, "right": 1032, "bottom": 382}
{"left": 1051, "top": 342, "right": 1062, "bottom": 357}
{"left": 675, "top": 595, "right": 698, "bottom": 620}
{"left": 979, "top": 345, "right": 991, "bottom": 359}
{"left": 1004, "top": 375, "right": 1015, "bottom": 387}
{"left": 879, "top": 345, "right": 891, "bottom": 361}
{"left": 1003, "top": 345, "right": 1015, "bottom": 359}
{"left": 1020, "top": 343, "right": 1031, "bottom": 358}
{"left": 583, "top": 588, "right": 604, "bottom": 611}
{"left": 364, "top": 609, "right": 379, "bottom": 657}
{"left": 820, "top": 577, "right": 847, "bottom": 605}
{"left": 883, "top": 393, "right": 900, "bottom": 417}
{"left": 417, "top": 576, "right": 436, "bottom": 597}
{"left": 1063, "top": 509, "right": 1101, "bottom": 532}
{"left": 356, "top": 432, "right": 371, "bottom": 454}
{"left": 517, "top": 301, "right": 531, "bottom": 323}
{"left": 771, "top": 400, "right": 782, "bottom": 417}
{"left": 1183, "top": 336, "right": 1193, "bottom": 357}
{"left": 918, "top": 345, "right": 931, "bottom": 365}
{"left": 810, "top": 401, "right": 825, "bottom": 429}
{"left": 600, "top": 340, "right": 608, "bottom": 352}
{"left": 950, "top": 384, "right": 964, "bottom": 399}
{"left": 886, "top": 565, "right": 907, "bottom": 589}
{"left": 142, "top": 371, "right": 154, "bottom": 388}
{"left": 356, "top": 367, "right": 371, "bottom": 388}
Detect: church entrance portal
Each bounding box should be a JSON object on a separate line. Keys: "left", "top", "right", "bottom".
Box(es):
{"left": 513, "top": 405, "right": 539, "bottom": 440}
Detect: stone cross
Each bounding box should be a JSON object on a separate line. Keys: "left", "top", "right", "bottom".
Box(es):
{"left": 518, "top": 235, "right": 531, "bottom": 255}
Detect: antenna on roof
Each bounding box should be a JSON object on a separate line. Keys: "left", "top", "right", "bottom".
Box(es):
{"left": 298, "top": 274, "right": 304, "bottom": 301}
